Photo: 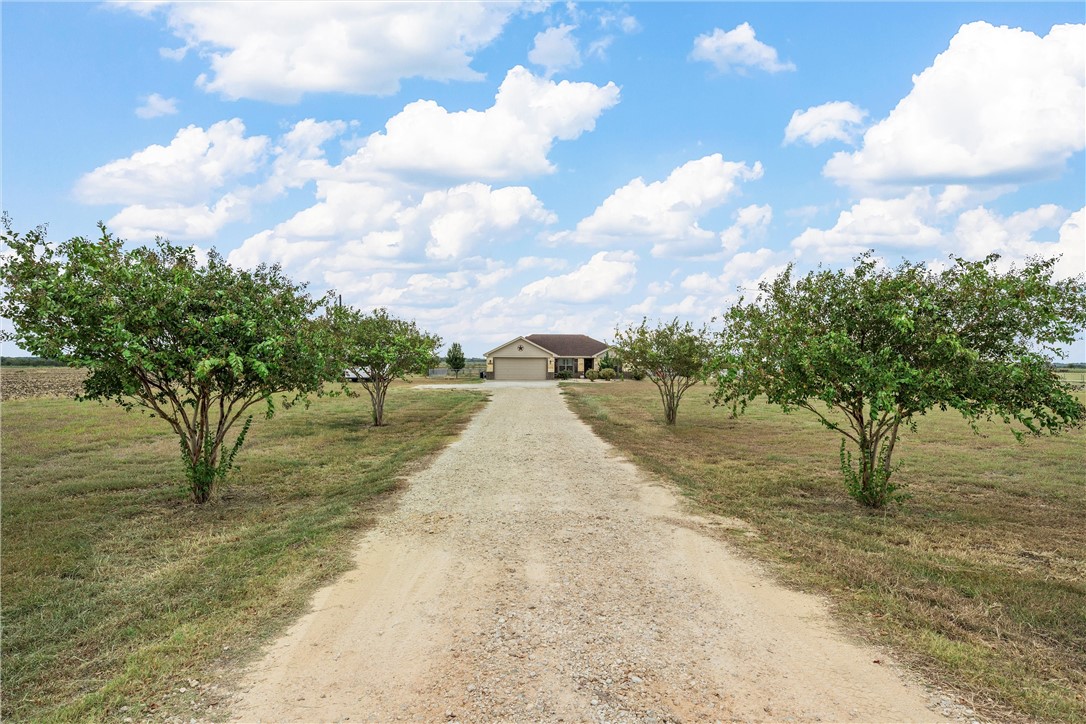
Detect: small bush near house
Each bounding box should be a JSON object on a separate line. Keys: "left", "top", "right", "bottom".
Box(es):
{"left": 556, "top": 370, "right": 573, "bottom": 380}
{"left": 600, "top": 368, "right": 617, "bottom": 381}
{"left": 627, "top": 369, "right": 645, "bottom": 381}
{"left": 585, "top": 369, "right": 600, "bottom": 381}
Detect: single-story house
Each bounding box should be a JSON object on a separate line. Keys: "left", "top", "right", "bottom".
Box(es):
{"left": 483, "top": 334, "right": 613, "bottom": 380}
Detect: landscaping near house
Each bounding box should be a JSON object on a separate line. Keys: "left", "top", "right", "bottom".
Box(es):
{"left": 562, "top": 380, "right": 1086, "bottom": 722}
{"left": 0, "top": 374, "right": 487, "bottom": 722}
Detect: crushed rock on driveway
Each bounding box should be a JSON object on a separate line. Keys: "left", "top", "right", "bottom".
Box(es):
{"left": 228, "top": 385, "right": 966, "bottom": 723}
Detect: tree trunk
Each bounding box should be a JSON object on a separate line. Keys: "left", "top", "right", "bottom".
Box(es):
{"left": 844, "top": 418, "right": 903, "bottom": 508}
{"left": 371, "top": 382, "right": 389, "bottom": 426}
{"left": 664, "top": 398, "right": 677, "bottom": 425}
{"left": 182, "top": 430, "right": 219, "bottom": 504}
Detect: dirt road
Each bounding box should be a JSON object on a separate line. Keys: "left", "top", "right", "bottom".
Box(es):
{"left": 230, "top": 384, "right": 946, "bottom": 722}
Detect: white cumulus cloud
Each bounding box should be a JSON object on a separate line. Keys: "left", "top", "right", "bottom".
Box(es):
{"left": 230, "top": 180, "right": 555, "bottom": 273}
{"left": 690, "top": 23, "right": 795, "bottom": 74}
{"left": 106, "top": 195, "right": 248, "bottom": 240}
{"left": 75, "top": 119, "right": 267, "bottom": 206}
{"left": 135, "top": 92, "right": 179, "bottom": 118}
{"left": 721, "top": 204, "right": 773, "bottom": 254}
{"left": 529, "top": 24, "right": 582, "bottom": 76}
{"left": 403, "top": 183, "right": 557, "bottom": 261}
{"left": 519, "top": 250, "right": 638, "bottom": 303}
{"left": 784, "top": 101, "right": 867, "bottom": 146}
{"left": 681, "top": 248, "right": 787, "bottom": 296}
{"left": 555, "top": 154, "right": 764, "bottom": 257}
{"left": 261, "top": 119, "right": 348, "bottom": 196}
{"left": 135, "top": 1, "right": 523, "bottom": 102}
{"left": 953, "top": 204, "right": 1083, "bottom": 280}
{"left": 825, "top": 22, "right": 1086, "bottom": 186}
{"left": 347, "top": 66, "right": 619, "bottom": 180}
{"left": 791, "top": 189, "right": 945, "bottom": 260}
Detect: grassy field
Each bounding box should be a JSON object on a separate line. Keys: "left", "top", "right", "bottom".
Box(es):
{"left": 0, "top": 380, "right": 488, "bottom": 722}
{"left": 562, "top": 380, "right": 1086, "bottom": 723}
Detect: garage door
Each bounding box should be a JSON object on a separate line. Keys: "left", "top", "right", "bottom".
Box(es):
{"left": 493, "top": 357, "right": 547, "bottom": 380}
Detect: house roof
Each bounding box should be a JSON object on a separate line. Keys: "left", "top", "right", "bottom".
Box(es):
{"left": 525, "top": 334, "right": 610, "bottom": 358}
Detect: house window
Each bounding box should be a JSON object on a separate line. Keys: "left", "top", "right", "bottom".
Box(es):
{"left": 557, "top": 357, "right": 576, "bottom": 373}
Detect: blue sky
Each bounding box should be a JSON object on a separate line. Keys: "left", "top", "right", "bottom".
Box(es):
{"left": 3, "top": 2, "right": 1084, "bottom": 358}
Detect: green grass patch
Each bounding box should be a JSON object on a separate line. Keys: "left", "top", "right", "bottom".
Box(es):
{"left": 562, "top": 381, "right": 1086, "bottom": 722}
{"left": 1, "top": 384, "right": 487, "bottom": 722}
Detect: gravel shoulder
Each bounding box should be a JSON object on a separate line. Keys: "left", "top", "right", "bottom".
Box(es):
{"left": 229, "top": 384, "right": 946, "bottom": 723}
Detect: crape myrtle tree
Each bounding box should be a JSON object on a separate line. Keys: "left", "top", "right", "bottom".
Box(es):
{"left": 0, "top": 218, "right": 339, "bottom": 503}
{"left": 333, "top": 306, "right": 441, "bottom": 426}
{"left": 445, "top": 342, "right": 466, "bottom": 378}
{"left": 613, "top": 317, "right": 715, "bottom": 425}
{"left": 714, "top": 252, "right": 1086, "bottom": 508}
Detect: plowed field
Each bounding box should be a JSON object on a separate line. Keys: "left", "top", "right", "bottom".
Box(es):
{"left": 0, "top": 367, "right": 87, "bottom": 401}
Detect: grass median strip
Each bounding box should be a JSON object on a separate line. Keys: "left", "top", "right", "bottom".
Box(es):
{"left": 1, "top": 383, "right": 488, "bottom": 723}
{"left": 562, "top": 380, "right": 1086, "bottom": 723}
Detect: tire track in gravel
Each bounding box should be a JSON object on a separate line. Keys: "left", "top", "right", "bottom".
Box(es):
{"left": 229, "top": 384, "right": 948, "bottom": 723}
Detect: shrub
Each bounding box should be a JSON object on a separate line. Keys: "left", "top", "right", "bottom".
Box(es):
{"left": 556, "top": 370, "right": 573, "bottom": 380}
{"left": 627, "top": 369, "right": 645, "bottom": 381}
{"left": 600, "top": 368, "right": 617, "bottom": 381}
{"left": 585, "top": 369, "right": 600, "bottom": 381}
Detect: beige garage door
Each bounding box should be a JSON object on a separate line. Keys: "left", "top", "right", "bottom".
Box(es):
{"left": 493, "top": 357, "right": 547, "bottom": 380}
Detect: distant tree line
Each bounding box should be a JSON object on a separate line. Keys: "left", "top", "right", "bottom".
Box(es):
{"left": 1, "top": 356, "right": 65, "bottom": 367}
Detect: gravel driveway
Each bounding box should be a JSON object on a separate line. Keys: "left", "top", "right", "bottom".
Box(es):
{"left": 230, "top": 385, "right": 946, "bottom": 722}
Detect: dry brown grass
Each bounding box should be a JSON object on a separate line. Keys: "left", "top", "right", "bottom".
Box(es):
{"left": 563, "top": 380, "right": 1086, "bottom": 722}
{"left": 1, "top": 378, "right": 488, "bottom": 722}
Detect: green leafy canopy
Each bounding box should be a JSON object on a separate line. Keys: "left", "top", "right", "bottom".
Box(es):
{"left": 1, "top": 217, "right": 339, "bottom": 502}
{"left": 332, "top": 306, "right": 441, "bottom": 426}
{"left": 613, "top": 317, "right": 714, "bottom": 425}
{"left": 714, "top": 251, "right": 1086, "bottom": 507}
{"left": 446, "top": 342, "right": 466, "bottom": 376}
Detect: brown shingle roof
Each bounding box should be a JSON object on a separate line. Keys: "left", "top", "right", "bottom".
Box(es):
{"left": 525, "top": 334, "right": 610, "bottom": 357}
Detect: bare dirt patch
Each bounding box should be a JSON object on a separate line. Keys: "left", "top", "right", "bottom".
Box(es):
{"left": 229, "top": 385, "right": 953, "bottom": 722}
{"left": 0, "top": 366, "right": 86, "bottom": 400}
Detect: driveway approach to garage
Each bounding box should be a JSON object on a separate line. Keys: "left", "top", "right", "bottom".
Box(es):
{"left": 230, "top": 384, "right": 946, "bottom": 722}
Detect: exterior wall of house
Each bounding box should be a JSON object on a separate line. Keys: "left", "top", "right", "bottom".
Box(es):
{"left": 486, "top": 339, "right": 553, "bottom": 380}
{"left": 488, "top": 340, "right": 551, "bottom": 358}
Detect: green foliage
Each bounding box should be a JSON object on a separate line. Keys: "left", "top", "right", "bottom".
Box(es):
{"left": 600, "top": 367, "right": 617, "bottom": 381}
{"left": 555, "top": 370, "right": 573, "bottom": 380}
{"left": 715, "top": 252, "right": 1086, "bottom": 508}
{"left": 332, "top": 306, "right": 441, "bottom": 426}
{"left": 445, "top": 342, "right": 466, "bottom": 377}
{"left": 627, "top": 368, "right": 646, "bottom": 381}
{"left": 613, "top": 317, "right": 714, "bottom": 425}
{"left": 0, "top": 218, "right": 337, "bottom": 503}
{"left": 585, "top": 369, "right": 600, "bottom": 381}
{"left": 598, "top": 351, "right": 617, "bottom": 370}
{"left": 839, "top": 438, "right": 907, "bottom": 508}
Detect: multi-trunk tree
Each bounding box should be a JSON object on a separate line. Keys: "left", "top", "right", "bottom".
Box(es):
{"left": 0, "top": 218, "right": 339, "bottom": 503}
{"left": 613, "top": 317, "right": 714, "bottom": 425}
{"left": 715, "top": 252, "right": 1086, "bottom": 508}
{"left": 332, "top": 306, "right": 442, "bottom": 426}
